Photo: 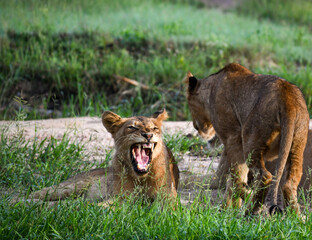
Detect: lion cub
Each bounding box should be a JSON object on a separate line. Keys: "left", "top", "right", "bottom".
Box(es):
{"left": 29, "top": 110, "right": 179, "bottom": 204}
{"left": 186, "top": 63, "right": 309, "bottom": 215}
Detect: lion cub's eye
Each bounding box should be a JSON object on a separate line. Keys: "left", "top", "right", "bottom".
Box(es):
{"left": 128, "top": 126, "right": 139, "bottom": 130}
{"left": 153, "top": 127, "right": 159, "bottom": 131}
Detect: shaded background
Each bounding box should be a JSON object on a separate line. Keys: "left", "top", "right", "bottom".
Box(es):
{"left": 1, "top": 0, "right": 312, "bottom": 120}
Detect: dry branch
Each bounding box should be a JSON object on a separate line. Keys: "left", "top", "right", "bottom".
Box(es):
{"left": 114, "top": 75, "right": 150, "bottom": 90}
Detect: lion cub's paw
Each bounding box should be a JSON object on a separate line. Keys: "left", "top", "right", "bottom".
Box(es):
{"left": 269, "top": 205, "right": 283, "bottom": 215}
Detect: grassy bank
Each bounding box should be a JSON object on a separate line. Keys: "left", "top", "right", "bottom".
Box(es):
{"left": 0, "top": 0, "right": 312, "bottom": 120}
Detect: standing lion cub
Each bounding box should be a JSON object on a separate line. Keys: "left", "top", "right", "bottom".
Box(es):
{"left": 186, "top": 63, "right": 309, "bottom": 216}
{"left": 28, "top": 110, "right": 179, "bottom": 204}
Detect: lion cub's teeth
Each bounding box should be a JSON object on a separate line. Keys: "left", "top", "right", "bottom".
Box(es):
{"left": 152, "top": 143, "right": 154, "bottom": 151}
{"left": 132, "top": 147, "right": 136, "bottom": 157}
{"left": 142, "top": 143, "right": 153, "bottom": 148}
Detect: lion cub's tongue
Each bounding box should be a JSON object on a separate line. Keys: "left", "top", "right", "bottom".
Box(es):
{"left": 134, "top": 145, "right": 150, "bottom": 170}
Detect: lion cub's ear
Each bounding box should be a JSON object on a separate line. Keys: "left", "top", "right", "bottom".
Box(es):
{"left": 152, "top": 109, "right": 168, "bottom": 126}
{"left": 102, "top": 111, "right": 126, "bottom": 135}
{"left": 185, "top": 72, "right": 200, "bottom": 95}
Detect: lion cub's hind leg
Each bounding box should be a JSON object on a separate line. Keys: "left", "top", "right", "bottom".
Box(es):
{"left": 210, "top": 150, "right": 230, "bottom": 190}
{"left": 29, "top": 168, "right": 108, "bottom": 202}
{"left": 31, "top": 179, "right": 89, "bottom": 201}
{"left": 245, "top": 151, "right": 273, "bottom": 215}
{"left": 281, "top": 127, "right": 307, "bottom": 214}
{"left": 224, "top": 136, "right": 251, "bottom": 209}
{"left": 241, "top": 122, "right": 276, "bottom": 215}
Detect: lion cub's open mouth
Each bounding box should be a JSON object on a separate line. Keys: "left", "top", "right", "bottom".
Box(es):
{"left": 131, "top": 143, "right": 155, "bottom": 174}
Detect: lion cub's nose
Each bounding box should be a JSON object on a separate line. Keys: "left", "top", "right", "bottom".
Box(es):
{"left": 142, "top": 132, "right": 153, "bottom": 141}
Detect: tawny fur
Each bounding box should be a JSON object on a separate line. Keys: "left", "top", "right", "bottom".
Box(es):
{"left": 29, "top": 110, "right": 179, "bottom": 204}
{"left": 186, "top": 63, "right": 309, "bottom": 215}
{"left": 210, "top": 129, "right": 312, "bottom": 195}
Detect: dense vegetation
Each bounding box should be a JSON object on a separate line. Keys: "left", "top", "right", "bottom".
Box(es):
{"left": 0, "top": 0, "right": 311, "bottom": 120}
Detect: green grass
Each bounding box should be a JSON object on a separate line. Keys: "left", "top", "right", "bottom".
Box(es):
{"left": 164, "top": 131, "right": 223, "bottom": 158}
{"left": 0, "top": 123, "right": 109, "bottom": 193}
{"left": 0, "top": 0, "right": 312, "bottom": 119}
{"left": 1, "top": 198, "right": 311, "bottom": 239}
{"left": 236, "top": 0, "right": 312, "bottom": 27}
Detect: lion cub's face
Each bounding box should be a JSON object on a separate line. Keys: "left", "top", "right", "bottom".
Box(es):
{"left": 102, "top": 110, "right": 168, "bottom": 177}
{"left": 185, "top": 72, "right": 216, "bottom": 141}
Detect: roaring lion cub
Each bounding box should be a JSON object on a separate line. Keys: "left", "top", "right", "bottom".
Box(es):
{"left": 186, "top": 63, "right": 309, "bottom": 215}
{"left": 29, "top": 110, "right": 179, "bottom": 204}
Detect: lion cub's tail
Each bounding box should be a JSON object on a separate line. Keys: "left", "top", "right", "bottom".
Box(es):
{"left": 271, "top": 114, "right": 296, "bottom": 205}
{"left": 271, "top": 104, "right": 309, "bottom": 215}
